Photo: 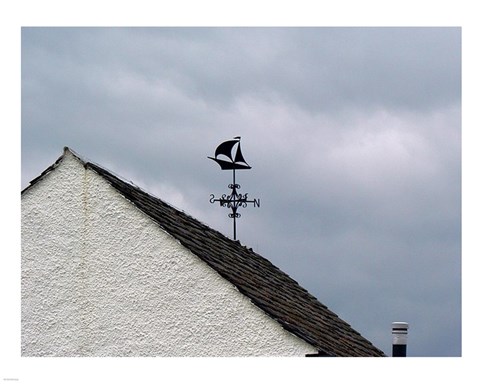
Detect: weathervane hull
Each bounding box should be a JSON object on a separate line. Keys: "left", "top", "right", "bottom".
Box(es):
{"left": 208, "top": 157, "right": 252, "bottom": 170}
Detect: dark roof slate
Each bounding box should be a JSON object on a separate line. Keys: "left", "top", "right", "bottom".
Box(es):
{"left": 23, "top": 147, "right": 385, "bottom": 357}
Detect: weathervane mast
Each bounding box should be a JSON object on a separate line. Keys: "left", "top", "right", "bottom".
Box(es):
{"left": 208, "top": 137, "right": 260, "bottom": 240}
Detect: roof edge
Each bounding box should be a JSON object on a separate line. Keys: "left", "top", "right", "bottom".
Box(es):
{"left": 22, "top": 147, "right": 72, "bottom": 194}
{"left": 64, "top": 146, "right": 88, "bottom": 165}
{"left": 23, "top": 147, "right": 108, "bottom": 194}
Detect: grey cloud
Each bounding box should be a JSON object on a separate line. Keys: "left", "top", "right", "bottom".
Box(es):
{"left": 21, "top": 27, "right": 461, "bottom": 356}
{"left": 24, "top": 27, "right": 460, "bottom": 113}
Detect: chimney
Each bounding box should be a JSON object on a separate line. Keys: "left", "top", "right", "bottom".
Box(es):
{"left": 391, "top": 322, "right": 409, "bottom": 357}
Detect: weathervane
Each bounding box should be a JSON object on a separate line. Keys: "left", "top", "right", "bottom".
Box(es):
{"left": 208, "top": 136, "right": 260, "bottom": 240}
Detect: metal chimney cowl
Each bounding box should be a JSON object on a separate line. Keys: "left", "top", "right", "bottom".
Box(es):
{"left": 391, "top": 321, "right": 409, "bottom": 357}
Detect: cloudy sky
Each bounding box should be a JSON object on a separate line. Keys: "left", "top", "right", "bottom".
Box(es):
{"left": 20, "top": 26, "right": 461, "bottom": 358}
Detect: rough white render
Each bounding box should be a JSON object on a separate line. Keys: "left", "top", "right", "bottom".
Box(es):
{"left": 21, "top": 151, "right": 316, "bottom": 356}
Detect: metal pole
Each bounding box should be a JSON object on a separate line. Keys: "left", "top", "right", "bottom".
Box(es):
{"left": 233, "top": 214, "right": 237, "bottom": 240}
{"left": 392, "top": 322, "right": 409, "bottom": 357}
{"left": 233, "top": 168, "right": 237, "bottom": 240}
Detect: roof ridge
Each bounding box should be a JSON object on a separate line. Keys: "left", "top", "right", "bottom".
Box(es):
{"left": 66, "top": 147, "right": 150, "bottom": 198}
{"left": 85, "top": 160, "right": 243, "bottom": 244}
{"left": 84, "top": 156, "right": 255, "bottom": 249}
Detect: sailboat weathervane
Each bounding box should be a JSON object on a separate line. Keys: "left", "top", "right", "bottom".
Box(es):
{"left": 208, "top": 137, "right": 260, "bottom": 240}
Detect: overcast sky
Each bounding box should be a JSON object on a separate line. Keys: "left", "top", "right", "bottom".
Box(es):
{"left": 21, "top": 27, "right": 461, "bottom": 357}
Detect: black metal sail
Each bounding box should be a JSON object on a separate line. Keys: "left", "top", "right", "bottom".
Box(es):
{"left": 208, "top": 137, "right": 251, "bottom": 170}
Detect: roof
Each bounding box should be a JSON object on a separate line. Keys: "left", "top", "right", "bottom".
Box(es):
{"left": 23, "top": 147, "right": 385, "bottom": 357}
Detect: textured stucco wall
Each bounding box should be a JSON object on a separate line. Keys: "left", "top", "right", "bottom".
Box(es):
{"left": 21, "top": 151, "right": 316, "bottom": 356}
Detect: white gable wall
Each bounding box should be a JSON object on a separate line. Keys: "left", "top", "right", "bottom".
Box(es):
{"left": 21, "top": 151, "right": 316, "bottom": 356}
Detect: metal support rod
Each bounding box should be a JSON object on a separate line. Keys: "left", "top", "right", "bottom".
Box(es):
{"left": 233, "top": 169, "right": 236, "bottom": 240}
{"left": 231, "top": 207, "right": 238, "bottom": 239}
{"left": 233, "top": 214, "right": 237, "bottom": 240}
